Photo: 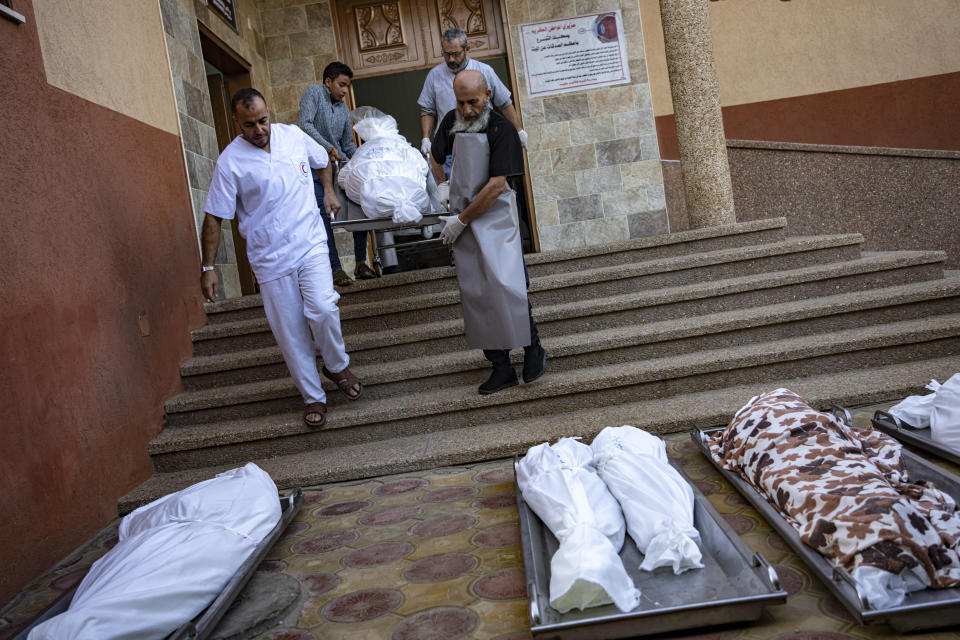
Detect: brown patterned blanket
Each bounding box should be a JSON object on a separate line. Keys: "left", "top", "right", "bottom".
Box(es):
{"left": 709, "top": 389, "right": 960, "bottom": 589}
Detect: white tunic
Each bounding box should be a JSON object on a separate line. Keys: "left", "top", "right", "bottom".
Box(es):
{"left": 205, "top": 123, "right": 329, "bottom": 283}
{"left": 417, "top": 58, "right": 512, "bottom": 131}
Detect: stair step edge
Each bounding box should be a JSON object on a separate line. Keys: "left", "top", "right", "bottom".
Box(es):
{"left": 155, "top": 314, "right": 960, "bottom": 449}
{"left": 121, "top": 352, "right": 960, "bottom": 513}
{"left": 170, "top": 282, "right": 960, "bottom": 409}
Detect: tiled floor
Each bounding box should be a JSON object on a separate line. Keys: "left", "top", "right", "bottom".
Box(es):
{"left": 3, "top": 402, "right": 960, "bottom": 640}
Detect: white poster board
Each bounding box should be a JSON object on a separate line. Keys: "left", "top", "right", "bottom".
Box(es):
{"left": 519, "top": 11, "right": 631, "bottom": 99}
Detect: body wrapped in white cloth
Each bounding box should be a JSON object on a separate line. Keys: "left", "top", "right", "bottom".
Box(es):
{"left": 591, "top": 426, "right": 703, "bottom": 574}
{"left": 28, "top": 463, "right": 281, "bottom": 640}
{"left": 516, "top": 438, "right": 641, "bottom": 613}
{"left": 888, "top": 372, "right": 960, "bottom": 454}
{"left": 337, "top": 107, "right": 430, "bottom": 224}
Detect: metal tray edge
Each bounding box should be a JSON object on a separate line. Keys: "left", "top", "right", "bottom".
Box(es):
{"left": 693, "top": 425, "right": 960, "bottom": 632}
{"left": 513, "top": 453, "right": 787, "bottom": 639}
{"left": 871, "top": 410, "right": 960, "bottom": 467}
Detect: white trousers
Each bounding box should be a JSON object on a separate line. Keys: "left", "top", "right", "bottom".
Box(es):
{"left": 260, "top": 251, "right": 350, "bottom": 405}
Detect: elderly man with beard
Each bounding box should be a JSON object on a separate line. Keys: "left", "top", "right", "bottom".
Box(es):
{"left": 418, "top": 28, "right": 526, "bottom": 175}
{"left": 201, "top": 88, "right": 363, "bottom": 428}
{"left": 430, "top": 70, "right": 547, "bottom": 394}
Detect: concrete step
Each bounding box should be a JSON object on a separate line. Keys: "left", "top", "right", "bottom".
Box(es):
{"left": 120, "top": 353, "right": 960, "bottom": 513}
{"left": 168, "top": 277, "right": 960, "bottom": 422}
{"left": 348, "top": 234, "right": 864, "bottom": 317}
{"left": 187, "top": 249, "right": 946, "bottom": 358}
{"left": 200, "top": 218, "right": 789, "bottom": 325}
{"left": 180, "top": 234, "right": 864, "bottom": 388}
{"left": 180, "top": 275, "right": 960, "bottom": 391}
{"left": 151, "top": 313, "right": 960, "bottom": 471}
{"left": 192, "top": 232, "right": 838, "bottom": 351}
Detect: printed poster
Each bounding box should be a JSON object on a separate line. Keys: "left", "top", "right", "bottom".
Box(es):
{"left": 519, "top": 11, "right": 631, "bottom": 98}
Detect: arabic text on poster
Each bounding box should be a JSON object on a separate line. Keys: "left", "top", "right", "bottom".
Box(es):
{"left": 519, "top": 11, "right": 631, "bottom": 98}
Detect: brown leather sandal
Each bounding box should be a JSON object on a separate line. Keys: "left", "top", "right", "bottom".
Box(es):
{"left": 322, "top": 366, "right": 363, "bottom": 400}
{"left": 304, "top": 402, "right": 327, "bottom": 428}
{"left": 332, "top": 268, "right": 353, "bottom": 287}
{"left": 354, "top": 262, "right": 378, "bottom": 280}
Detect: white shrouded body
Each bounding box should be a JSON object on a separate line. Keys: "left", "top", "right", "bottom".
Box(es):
{"left": 516, "top": 437, "right": 640, "bottom": 613}
{"left": 591, "top": 426, "right": 703, "bottom": 574}
{"left": 28, "top": 463, "right": 281, "bottom": 640}
{"left": 338, "top": 108, "right": 430, "bottom": 224}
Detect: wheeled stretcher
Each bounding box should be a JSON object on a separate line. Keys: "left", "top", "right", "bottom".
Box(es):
{"left": 871, "top": 409, "right": 960, "bottom": 466}
{"left": 694, "top": 413, "right": 960, "bottom": 632}
{"left": 514, "top": 456, "right": 786, "bottom": 639}
{"left": 15, "top": 489, "right": 304, "bottom": 640}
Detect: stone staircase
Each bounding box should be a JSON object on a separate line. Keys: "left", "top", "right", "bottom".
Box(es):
{"left": 119, "top": 218, "right": 960, "bottom": 512}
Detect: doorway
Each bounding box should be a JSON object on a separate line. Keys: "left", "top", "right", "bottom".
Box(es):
{"left": 199, "top": 25, "right": 258, "bottom": 295}
{"left": 333, "top": 0, "right": 539, "bottom": 252}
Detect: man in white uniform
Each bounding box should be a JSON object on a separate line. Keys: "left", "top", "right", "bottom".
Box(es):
{"left": 417, "top": 28, "right": 527, "bottom": 166}
{"left": 200, "top": 88, "right": 362, "bottom": 428}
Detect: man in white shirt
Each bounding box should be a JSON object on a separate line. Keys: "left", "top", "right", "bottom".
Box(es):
{"left": 200, "top": 88, "right": 362, "bottom": 428}
{"left": 417, "top": 28, "right": 527, "bottom": 168}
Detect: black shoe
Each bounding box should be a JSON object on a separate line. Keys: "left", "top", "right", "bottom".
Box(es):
{"left": 479, "top": 364, "right": 519, "bottom": 395}
{"left": 523, "top": 343, "right": 547, "bottom": 383}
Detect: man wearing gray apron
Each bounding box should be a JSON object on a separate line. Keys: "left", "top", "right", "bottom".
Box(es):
{"left": 430, "top": 70, "right": 547, "bottom": 394}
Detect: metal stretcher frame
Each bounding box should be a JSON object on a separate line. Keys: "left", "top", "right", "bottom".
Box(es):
{"left": 15, "top": 488, "right": 304, "bottom": 640}
{"left": 515, "top": 456, "right": 786, "bottom": 639}
{"left": 330, "top": 208, "right": 445, "bottom": 276}
{"left": 871, "top": 409, "right": 960, "bottom": 466}
{"left": 693, "top": 420, "right": 960, "bottom": 632}
{"left": 329, "top": 164, "right": 446, "bottom": 275}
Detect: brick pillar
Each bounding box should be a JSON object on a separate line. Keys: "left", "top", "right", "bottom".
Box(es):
{"left": 659, "top": 0, "right": 735, "bottom": 227}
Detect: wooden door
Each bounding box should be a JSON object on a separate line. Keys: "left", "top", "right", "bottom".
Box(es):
{"left": 334, "top": 0, "right": 427, "bottom": 77}
{"left": 420, "top": 0, "right": 505, "bottom": 67}
{"left": 334, "top": 0, "right": 506, "bottom": 78}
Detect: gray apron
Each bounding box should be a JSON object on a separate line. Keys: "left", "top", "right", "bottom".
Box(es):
{"left": 449, "top": 133, "right": 531, "bottom": 350}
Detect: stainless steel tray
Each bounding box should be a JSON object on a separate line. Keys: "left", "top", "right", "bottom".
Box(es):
{"left": 515, "top": 457, "right": 786, "bottom": 639}
{"left": 694, "top": 422, "right": 960, "bottom": 632}
{"left": 871, "top": 409, "right": 960, "bottom": 466}
{"left": 16, "top": 488, "right": 304, "bottom": 640}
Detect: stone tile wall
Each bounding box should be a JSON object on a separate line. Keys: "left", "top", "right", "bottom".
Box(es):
{"left": 505, "top": 0, "right": 668, "bottom": 251}
{"left": 257, "top": 0, "right": 338, "bottom": 125}
{"left": 159, "top": 0, "right": 272, "bottom": 299}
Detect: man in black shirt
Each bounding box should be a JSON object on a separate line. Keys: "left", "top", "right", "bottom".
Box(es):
{"left": 430, "top": 70, "right": 546, "bottom": 394}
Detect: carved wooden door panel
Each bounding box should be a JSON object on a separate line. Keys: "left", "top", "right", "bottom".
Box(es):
{"left": 334, "top": 0, "right": 427, "bottom": 77}
{"left": 421, "top": 0, "right": 505, "bottom": 66}
{"left": 333, "top": 0, "right": 506, "bottom": 78}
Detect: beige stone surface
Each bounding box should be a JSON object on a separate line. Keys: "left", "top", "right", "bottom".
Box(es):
{"left": 576, "top": 165, "right": 622, "bottom": 196}
{"left": 568, "top": 115, "right": 616, "bottom": 145}
{"left": 620, "top": 159, "right": 663, "bottom": 189}
{"left": 529, "top": 0, "right": 576, "bottom": 21}
{"left": 640, "top": 0, "right": 960, "bottom": 117}
{"left": 532, "top": 173, "right": 579, "bottom": 201}
{"left": 602, "top": 186, "right": 651, "bottom": 217}
{"left": 587, "top": 85, "right": 637, "bottom": 116}
{"left": 534, "top": 200, "right": 560, "bottom": 227}
{"left": 31, "top": 0, "right": 179, "bottom": 134}
{"left": 526, "top": 150, "right": 553, "bottom": 178}
{"left": 261, "top": 6, "right": 308, "bottom": 36}
{"left": 583, "top": 216, "right": 631, "bottom": 245}
{"left": 551, "top": 143, "right": 597, "bottom": 173}
{"left": 537, "top": 221, "right": 585, "bottom": 250}
{"left": 531, "top": 121, "right": 572, "bottom": 151}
